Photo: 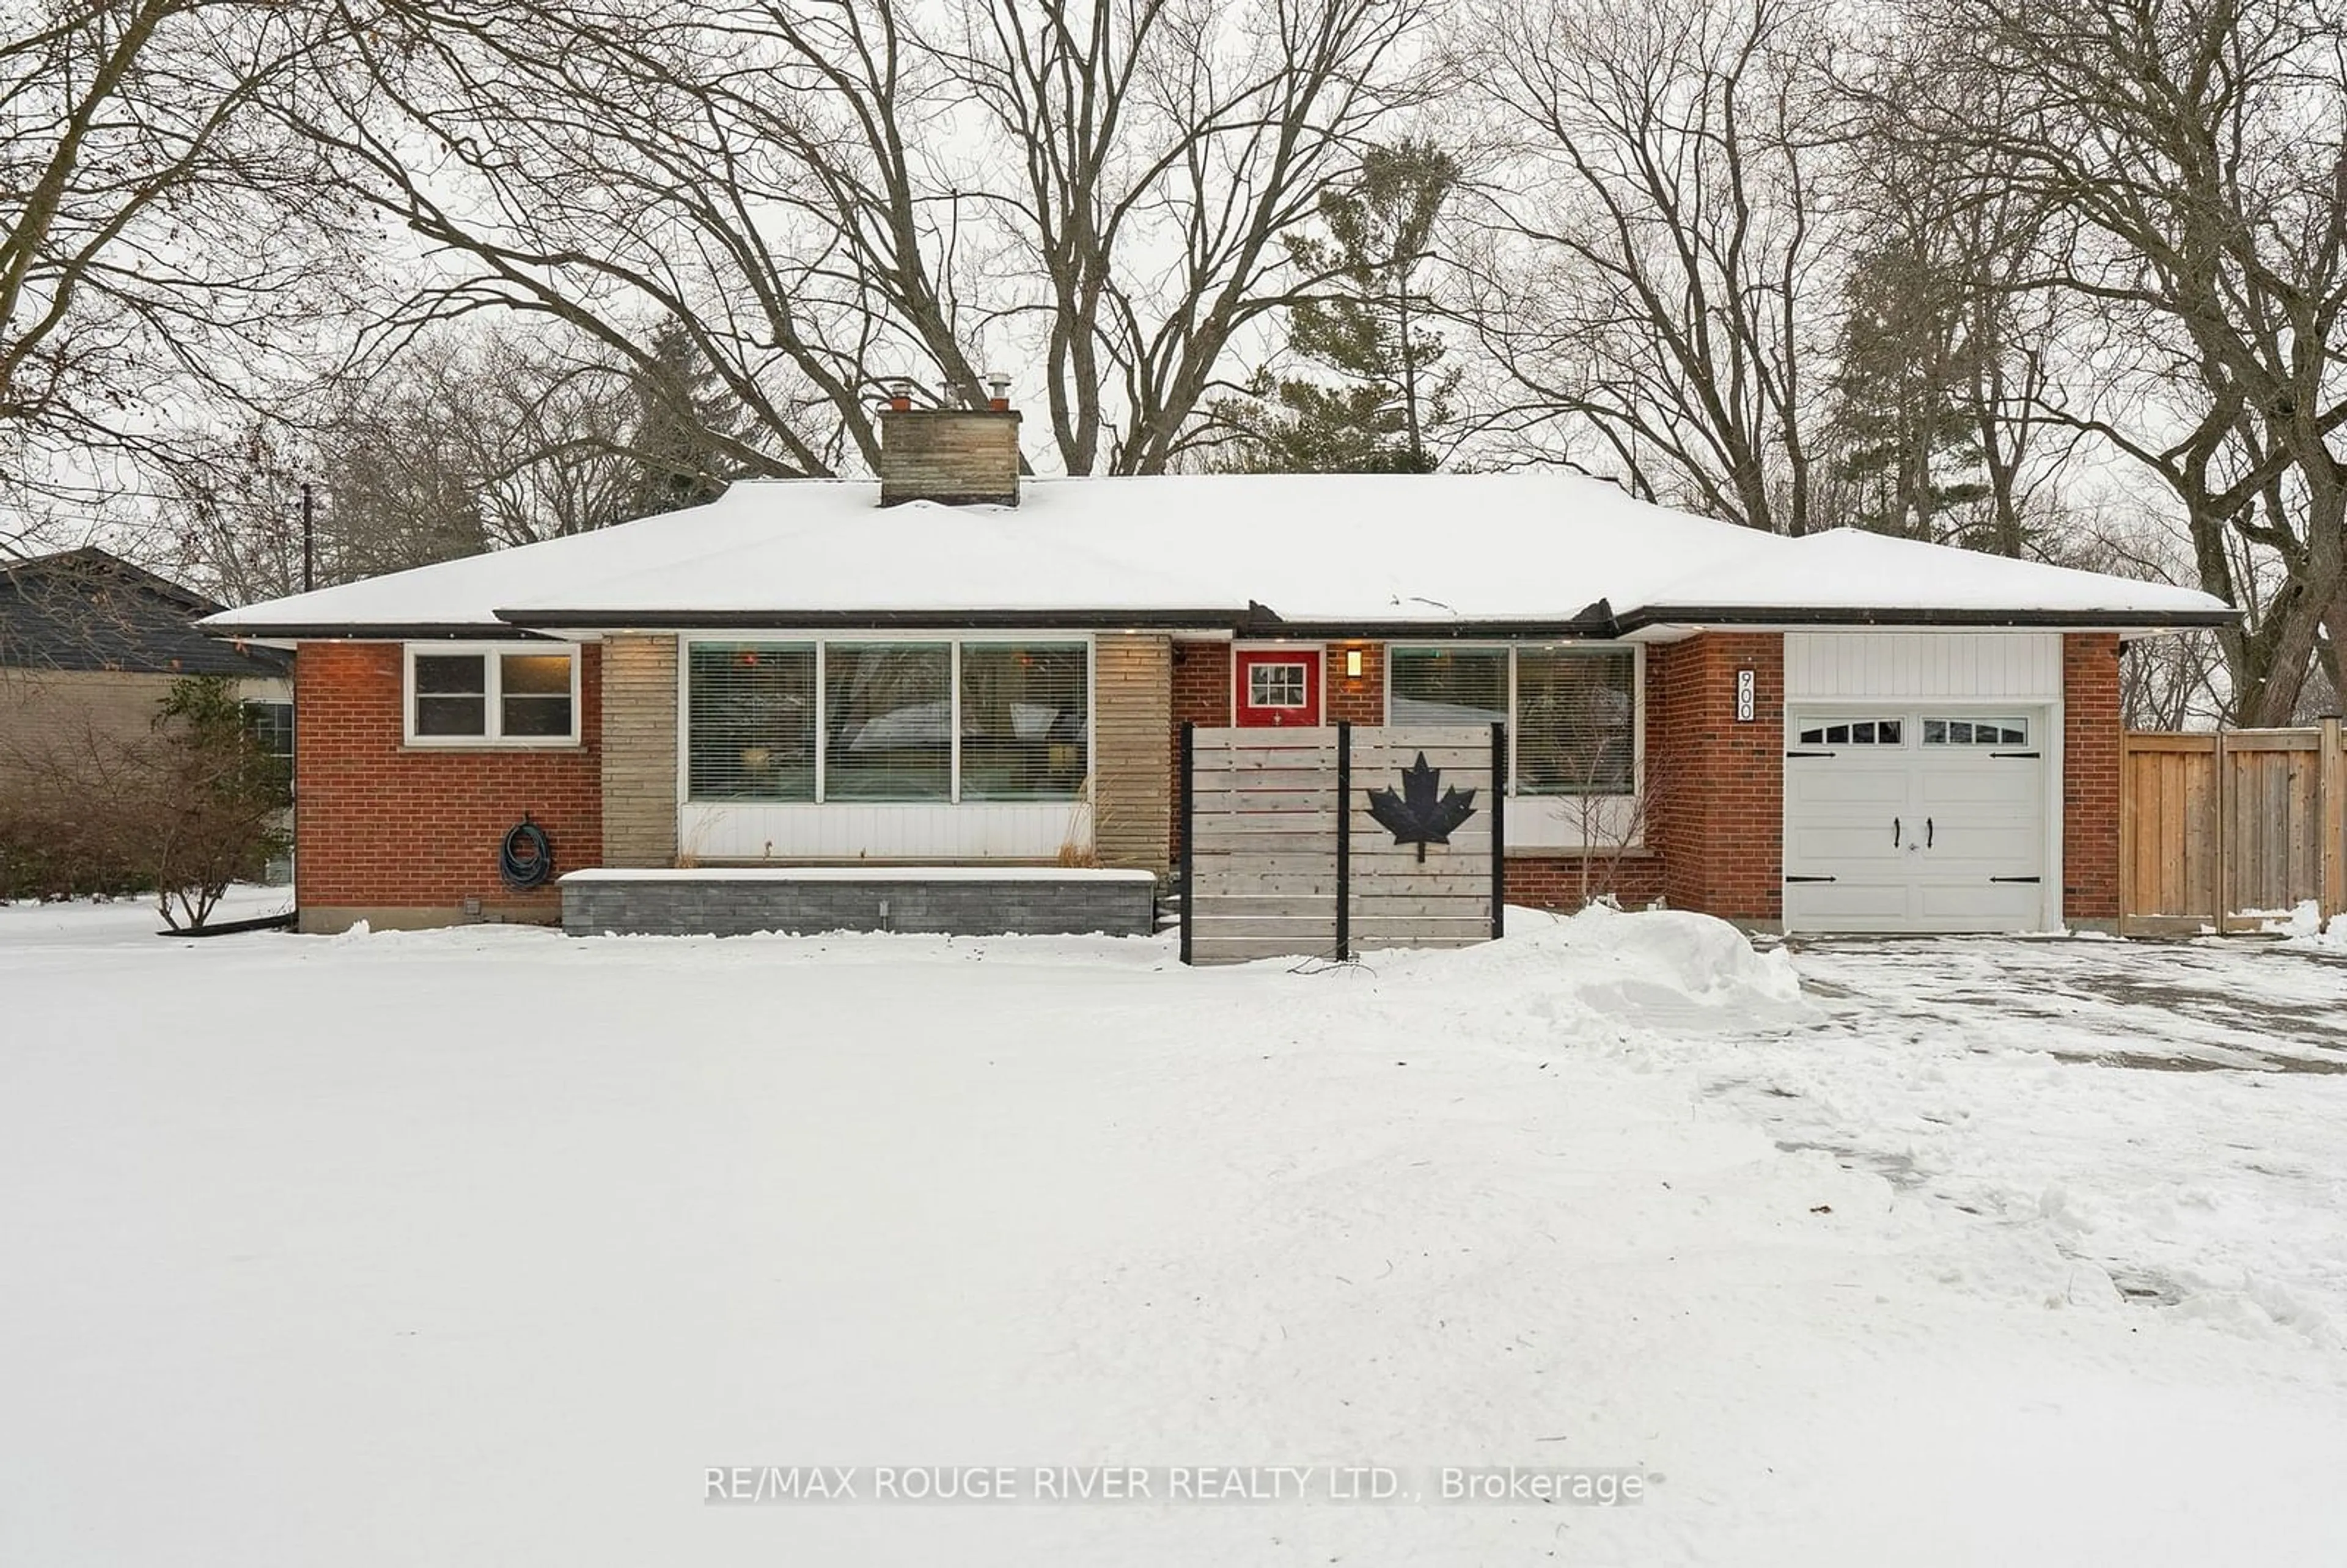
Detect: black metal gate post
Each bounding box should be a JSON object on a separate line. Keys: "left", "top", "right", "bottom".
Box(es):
{"left": 1178, "top": 721, "right": 1196, "bottom": 965}
{"left": 1490, "top": 720, "right": 1507, "bottom": 939}
{"left": 1335, "top": 720, "right": 1352, "bottom": 961}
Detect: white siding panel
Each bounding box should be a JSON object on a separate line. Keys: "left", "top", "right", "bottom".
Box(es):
{"left": 1506, "top": 794, "right": 1643, "bottom": 849}
{"left": 680, "top": 802, "right": 1092, "bottom": 861}
{"left": 1784, "top": 632, "right": 2060, "bottom": 702}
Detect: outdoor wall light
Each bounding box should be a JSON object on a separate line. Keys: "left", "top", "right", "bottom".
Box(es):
{"left": 1345, "top": 648, "right": 1364, "bottom": 680}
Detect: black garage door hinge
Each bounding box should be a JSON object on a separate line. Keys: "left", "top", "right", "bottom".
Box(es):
{"left": 1988, "top": 875, "right": 2042, "bottom": 884}
{"left": 1785, "top": 750, "right": 1834, "bottom": 759}
{"left": 1783, "top": 874, "right": 1838, "bottom": 884}
{"left": 1991, "top": 750, "right": 2040, "bottom": 759}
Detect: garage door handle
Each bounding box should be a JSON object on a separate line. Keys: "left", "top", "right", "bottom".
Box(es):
{"left": 1892, "top": 817, "right": 1901, "bottom": 847}
{"left": 1926, "top": 817, "right": 1934, "bottom": 848}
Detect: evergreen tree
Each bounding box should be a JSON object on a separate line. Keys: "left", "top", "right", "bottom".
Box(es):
{"left": 1214, "top": 141, "right": 1462, "bottom": 474}
{"left": 1823, "top": 242, "right": 1989, "bottom": 540}
{"left": 627, "top": 322, "right": 744, "bottom": 517}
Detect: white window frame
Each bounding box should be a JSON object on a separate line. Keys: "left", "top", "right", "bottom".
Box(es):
{"left": 402, "top": 641, "right": 582, "bottom": 749}
{"left": 1796, "top": 717, "right": 1909, "bottom": 747}
{"left": 677, "top": 631, "right": 1095, "bottom": 806}
{"left": 241, "top": 697, "right": 295, "bottom": 760}
{"left": 1232, "top": 641, "right": 1327, "bottom": 721}
{"left": 1920, "top": 715, "right": 2030, "bottom": 747}
{"left": 1383, "top": 641, "right": 1645, "bottom": 799}
{"left": 1247, "top": 659, "right": 1311, "bottom": 709}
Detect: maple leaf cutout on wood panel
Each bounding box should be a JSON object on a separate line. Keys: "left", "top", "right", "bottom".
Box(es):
{"left": 1364, "top": 752, "right": 1479, "bottom": 862}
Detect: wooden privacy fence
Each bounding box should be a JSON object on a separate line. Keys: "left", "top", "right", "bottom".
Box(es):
{"left": 1180, "top": 722, "right": 1504, "bottom": 965}
{"left": 2121, "top": 720, "right": 2347, "bottom": 935}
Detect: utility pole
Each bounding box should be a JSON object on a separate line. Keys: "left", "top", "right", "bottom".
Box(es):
{"left": 301, "top": 482, "right": 314, "bottom": 593}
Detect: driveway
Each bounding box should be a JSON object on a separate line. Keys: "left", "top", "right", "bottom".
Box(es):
{"left": 1708, "top": 936, "right": 2347, "bottom": 1344}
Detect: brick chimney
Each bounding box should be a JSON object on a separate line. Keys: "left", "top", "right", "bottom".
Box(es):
{"left": 878, "top": 373, "right": 1021, "bottom": 508}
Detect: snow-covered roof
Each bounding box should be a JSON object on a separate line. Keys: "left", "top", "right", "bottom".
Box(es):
{"left": 199, "top": 472, "right": 2230, "bottom": 637}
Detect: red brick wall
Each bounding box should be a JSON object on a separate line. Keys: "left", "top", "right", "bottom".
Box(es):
{"left": 1168, "top": 640, "right": 1231, "bottom": 860}
{"left": 1325, "top": 640, "right": 1384, "bottom": 724}
{"left": 2062, "top": 632, "right": 2122, "bottom": 923}
{"left": 1505, "top": 852, "right": 1666, "bottom": 910}
{"left": 1164, "top": 631, "right": 1801, "bottom": 925}
{"left": 1648, "top": 632, "right": 1784, "bottom": 923}
{"left": 294, "top": 642, "right": 603, "bottom": 921}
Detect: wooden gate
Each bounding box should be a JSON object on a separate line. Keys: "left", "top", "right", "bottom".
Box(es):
{"left": 1180, "top": 722, "right": 1504, "bottom": 965}
{"left": 2121, "top": 720, "right": 2347, "bottom": 934}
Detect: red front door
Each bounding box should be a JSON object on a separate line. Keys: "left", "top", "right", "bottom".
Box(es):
{"left": 1233, "top": 648, "right": 1322, "bottom": 727}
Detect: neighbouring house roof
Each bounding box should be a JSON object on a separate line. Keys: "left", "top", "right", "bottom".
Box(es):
{"left": 2, "top": 548, "right": 292, "bottom": 676}
{"left": 196, "top": 474, "right": 2233, "bottom": 640}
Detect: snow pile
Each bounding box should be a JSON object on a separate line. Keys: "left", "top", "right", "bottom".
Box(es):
{"left": 1527, "top": 901, "right": 1805, "bottom": 1011}
{"left": 2264, "top": 898, "right": 2347, "bottom": 950}
{"left": 1428, "top": 903, "right": 1810, "bottom": 1035}
{"left": 1334, "top": 903, "right": 1815, "bottom": 1068}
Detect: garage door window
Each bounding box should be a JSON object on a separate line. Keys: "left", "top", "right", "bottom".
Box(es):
{"left": 1923, "top": 719, "right": 2027, "bottom": 746}
{"left": 1797, "top": 719, "right": 1903, "bottom": 746}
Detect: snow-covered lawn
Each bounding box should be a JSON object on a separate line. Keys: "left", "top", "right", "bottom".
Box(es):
{"left": 4, "top": 898, "right": 2343, "bottom": 1564}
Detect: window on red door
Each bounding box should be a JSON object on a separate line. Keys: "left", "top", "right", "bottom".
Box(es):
{"left": 1235, "top": 650, "right": 1320, "bottom": 727}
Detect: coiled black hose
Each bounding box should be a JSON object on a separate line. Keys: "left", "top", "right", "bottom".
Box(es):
{"left": 499, "top": 817, "right": 554, "bottom": 890}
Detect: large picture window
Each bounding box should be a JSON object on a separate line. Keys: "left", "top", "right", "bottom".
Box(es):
{"left": 1389, "top": 643, "right": 1638, "bottom": 796}
{"left": 1389, "top": 649, "right": 1507, "bottom": 725}
{"left": 824, "top": 643, "right": 952, "bottom": 800}
{"left": 959, "top": 643, "right": 1089, "bottom": 800}
{"left": 403, "top": 643, "right": 579, "bottom": 746}
{"left": 1517, "top": 648, "right": 1636, "bottom": 794}
{"left": 687, "top": 638, "right": 1095, "bottom": 805}
{"left": 688, "top": 643, "right": 815, "bottom": 800}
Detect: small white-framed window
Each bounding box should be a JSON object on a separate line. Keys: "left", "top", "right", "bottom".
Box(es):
{"left": 1797, "top": 719, "right": 1905, "bottom": 746}
{"left": 1248, "top": 660, "right": 1310, "bottom": 709}
{"left": 403, "top": 642, "right": 581, "bottom": 747}
{"left": 1922, "top": 717, "right": 2027, "bottom": 746}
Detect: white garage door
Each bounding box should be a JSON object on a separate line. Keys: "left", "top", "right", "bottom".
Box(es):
{"left": 1783, "top": 712, "right": 2048, "bottom": 934}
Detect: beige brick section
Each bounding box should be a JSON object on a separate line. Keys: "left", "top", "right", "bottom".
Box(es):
{"left": 1, "top": 669, "right": 285, "bottom": 785}
{"left": 1093, "top": 634, "right": 1172, "bottom": 876}
{"left": 599, "top": 634, "right": 678, "bottom": 866}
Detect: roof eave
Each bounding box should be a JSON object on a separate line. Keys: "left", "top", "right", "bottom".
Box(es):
{"left": 496, "top": 607, "right": 1259, "bottom": 632}
{"left": 1611, "top": 604, "right": 2239, "bottom": 634}
{"left": 196, "top": 621, "right": 565, "bottom": 642}
{"left": 498, "top": 598, "right": 1623, "bottom": 638}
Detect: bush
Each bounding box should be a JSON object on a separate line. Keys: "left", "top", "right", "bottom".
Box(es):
{"left": 143, "top": 676, "right": 293, "bottom": 929}
{"left": 0, "top": 676, "right": 290, "bottom": 926}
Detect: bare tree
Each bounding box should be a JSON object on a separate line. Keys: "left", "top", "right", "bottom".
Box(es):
{"left": 1868, "top": 0, "right": 2347, "bottom": 723}
{"left": 0, "top": 0, "right": 359, "bottom": 548}
{"left": 1464, "top": 0, "right": 1840, "bottom": 532}
{"left": 295, "top": 0, "right": 1431, "bottom": 481}
{"left": 162, "top": 317, "right": 741, "bottom": 597}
